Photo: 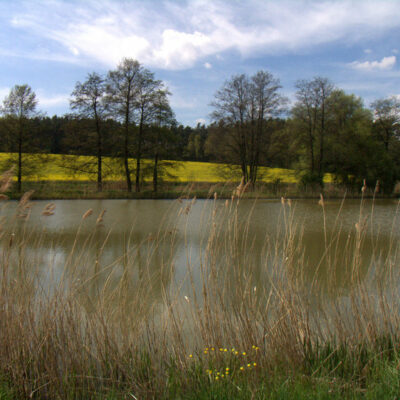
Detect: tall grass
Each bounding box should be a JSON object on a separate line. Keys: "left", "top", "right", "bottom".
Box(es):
{"left": 0, "top": 177, "right": 399, "bottom": 398}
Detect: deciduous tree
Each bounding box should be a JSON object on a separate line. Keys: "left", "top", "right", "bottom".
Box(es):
{"left": 70, "top": 72, "right": 107, "bottom": 191}
{"left": 1, "top": 84, "right": 38, "bottom": 191}
{"left": 210, "top": 71, "right": 286, "bottom": 184}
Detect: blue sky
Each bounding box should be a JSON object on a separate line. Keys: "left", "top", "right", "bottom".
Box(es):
{"left": 1, "top": 0, "right": 400, "bottom": 126}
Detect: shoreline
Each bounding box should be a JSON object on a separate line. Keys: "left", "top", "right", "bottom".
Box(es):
{"left": 5, "top": 180, "right": 398, "bottom": 201}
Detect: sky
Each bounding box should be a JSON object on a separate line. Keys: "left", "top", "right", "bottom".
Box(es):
{"left": 1, "top": 0, "right": 400, "bottom": 126}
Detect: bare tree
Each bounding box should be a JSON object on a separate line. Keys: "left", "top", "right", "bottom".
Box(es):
{"left": 210, "top": 71, "right": 286, "bottom": 183}
{"left": 1, "top": 84, "right": 38, "bottom": 191}
{"left": 150, "top": 88, "right": 175, "bottom": 192}
{"left": 133, "top": 70, "right": 165, "bottom": 192}
{"left": 70, "top": 72, "right": 107, "bottom": 191}
{"left": 248, "top": 71, "right": 286, "bottom": 183}
{"left": 106, "top": 58, "right": 142, "bottom": 192}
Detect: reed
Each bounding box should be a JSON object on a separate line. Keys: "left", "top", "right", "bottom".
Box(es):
{"left": 0, "top": 176, "right": 398, "bottom": 399}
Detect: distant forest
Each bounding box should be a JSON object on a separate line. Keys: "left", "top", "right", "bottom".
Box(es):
{"left": 1, "top": 58, "right": 399, "bottom": 193}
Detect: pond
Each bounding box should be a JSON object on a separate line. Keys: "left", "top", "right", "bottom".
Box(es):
{"left": 1, "top": 197, "right": 399, "bottom": 318}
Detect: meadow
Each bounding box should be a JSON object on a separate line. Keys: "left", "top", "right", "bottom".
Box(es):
{"left": 0, "top": 170, "right": 398, "bottom": 398}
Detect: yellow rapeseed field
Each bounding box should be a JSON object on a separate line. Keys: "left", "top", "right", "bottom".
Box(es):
{"left": 0, "top": 153, "right": 332, "bottom": 183}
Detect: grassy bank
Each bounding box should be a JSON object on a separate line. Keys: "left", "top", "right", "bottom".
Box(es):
{"left": 0, "top": 179, "right": 399, "bottom": 398}
{"left": 7, "top": 179, "right": 389, "bottom": 201}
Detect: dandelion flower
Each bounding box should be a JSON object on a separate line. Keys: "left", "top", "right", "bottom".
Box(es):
{"left": 224, "top": 348, "right": 228, "bottom": 352}
{"left": 225, "top": 367, "right": 230, "bottom": 371}
{"left": 253, "top": 362, "right": 257, "bottom": 367}
{"left": 235, "top": 351, "right": 239, "bottom": 355}
{"left": 242, "top": 352, "right": 246, "bottom": 356}
{"left": 211, "top": 347, "right": 215, "bottom": 351}
{"left": 247, "top": 363, "right": 251, "bottom": 368}
{"left": 219, "top": 348, "right": 224, "bottom": 352}
{"left": 240, "top": 366, "right": 244, "bottom": 371}
{"left": 189, "top": 354, "right": 193, "bottom": 358}
{"left": 215, "top": 376, "right": 219, "bottom": 381}
{"left": 204, "top": 350, "right": 208, "bottom": 354}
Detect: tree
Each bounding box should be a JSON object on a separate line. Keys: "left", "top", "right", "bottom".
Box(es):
{"left": 106, "top": 58, "right": 169, "bottom": 192}
{"left": 70, "top": 72, "right": 107, "bottom": 191}
{"left": 1, "top": 84, "right": 38, "bottom": 191}
{"left": 324, "top": 90, "right": 374, "bottom": 186}
{"left": 247, "top": 71, "right": 287, "bottom": 182}
{"left": 106, "top": 58, "right": 142, "bottom": 193}
{"left": 210, "top": 71, "right": 286, "bottom": 183}
{"left": 149, "top": 89, "right": 175, "bottom": 192}
{"left": 370, "top": 96, "right": 400, "bottom": 191}
{"left": 371, "top": 96, "right": 400, "bottom": 152}
{"left": 133, "top": 70, "right": 165, "bottom": 192}
{"left": 292, "top": 77, "right": 334, "bottom": 185}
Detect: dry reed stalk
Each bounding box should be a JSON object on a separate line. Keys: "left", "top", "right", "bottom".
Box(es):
{"left": 0, "top": 168, "right": 14, "bottom": 193}
{"left": 42, "top": 202, "right": 56, "bottom": 216}
{"left": 82, "top": 208, "right": 93, "bottom": 219}
{"left": 96, "top": 209, "right": 106, "bottom": 224}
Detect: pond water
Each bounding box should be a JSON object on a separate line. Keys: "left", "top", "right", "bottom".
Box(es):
{"left": 1, "top": 198, "right": 399, "bottom": 313}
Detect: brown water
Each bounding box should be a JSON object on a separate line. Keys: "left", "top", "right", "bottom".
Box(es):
{"left": 1, "top": 198, "right": 399, "bottom": 311}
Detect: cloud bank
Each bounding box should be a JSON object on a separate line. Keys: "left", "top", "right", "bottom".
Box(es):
{"left": 6, "top": 0, "right": 400, "bottom": 70}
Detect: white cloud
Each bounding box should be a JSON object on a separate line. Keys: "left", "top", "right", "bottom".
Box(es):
{"left": 37, "top": 93, "right": 69, "bottom": 108}
{"left": 350, "top": 56, "right": 396, "bottom": 71}
{"left": 195, "top": 118, "right": 206, "bottom": 125}
{"left": 364, "top": 49, "right": 372, "bottom": 54}
{"left": 8, "top": 0, "right": 400, "bottom": 70}
{"left": 393, "top": 49, "right": 399, "bottom": 54}
{"left": 204, "top": 62, "right": 212, "bottom": 69}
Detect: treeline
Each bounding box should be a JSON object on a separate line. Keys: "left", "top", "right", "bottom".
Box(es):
{"left": 1, "top": 58, "right": 399, "bottom": 193}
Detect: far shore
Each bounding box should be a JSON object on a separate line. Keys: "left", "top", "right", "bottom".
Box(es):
{"left": 5, "top": 180, "right": 399, "bottom": 201}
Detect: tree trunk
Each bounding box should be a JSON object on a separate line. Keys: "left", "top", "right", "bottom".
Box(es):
{"left": 135, "top": 111, "right": 144, "bottom": 193}
{"left": 153, "top": 152, "right": 158, "bottom": 192}
{"left": 18, "top": 125, "right": 22, "bottom": 192}
{"left": 95, "top": 113, "right": 102, "bottom": 192}
{"left": 124, "top": 126, "right": 132, "bottom": 193}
